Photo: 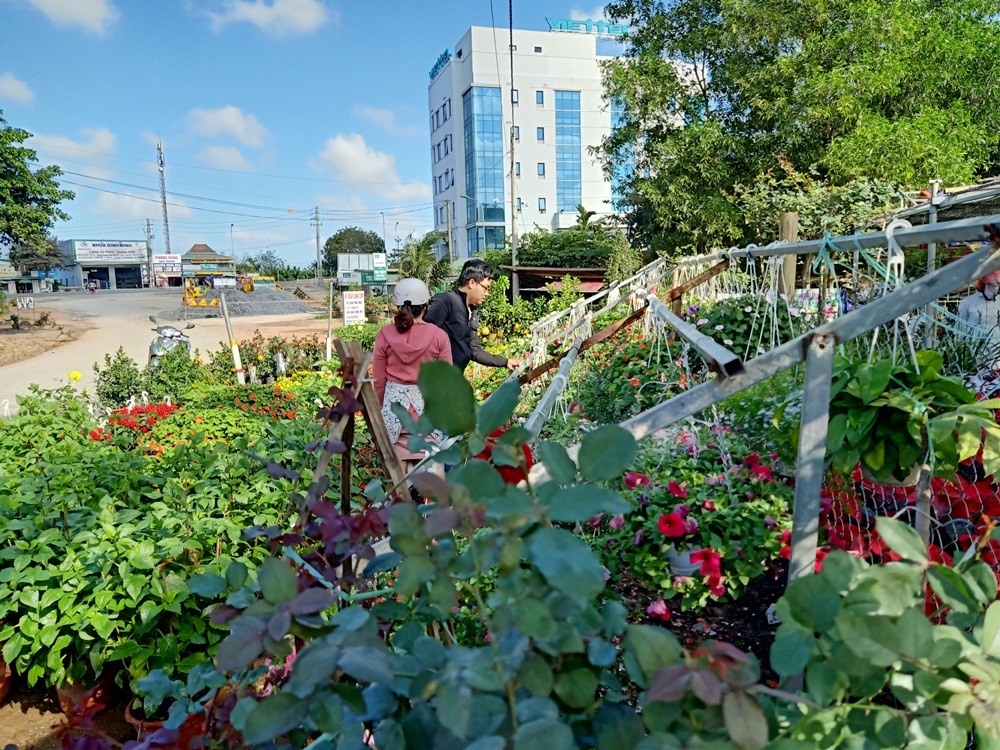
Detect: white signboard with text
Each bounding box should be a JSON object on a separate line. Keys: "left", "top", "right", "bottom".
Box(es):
{"left": 153, "top": 254, "right": 182, "bottom": 274}
{"left": 342, "top": 290, "right": 366, "bottom": 326}
{"left": 74, "top": 240, "right": 146, "bottom": 264}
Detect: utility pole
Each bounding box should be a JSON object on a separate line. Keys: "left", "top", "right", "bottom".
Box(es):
{"left": 508, "top": 0, "right": 520, "bottom": 299}
{"left": 444, "top": 199, "right": 454, "bottom": 261}
{"left": 145, "top": 219, "right": 154, "bottom": 288}
{"left": 312, "top": 206, "right": 322, "bottom": 286}
{"left": 157, "top": 143, "right": 171, "bottom": 253}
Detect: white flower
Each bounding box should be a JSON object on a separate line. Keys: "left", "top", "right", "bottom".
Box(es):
{"left": 715, "top": 324, "right": 724, "bottom": 331}
{"left": 744, "top": 306, "right": 753, "bottom": 313}
{"left": 788, "top": 306, "right": 800, "bottom": 316}
{"left": 723, "top": 339, "right": 733, "bottom": 346}
{"left": 757, "top": 346, "right": 766, "bottom": 354}
{"left": 697, "top": 318, "right": 709, "bottom": 326}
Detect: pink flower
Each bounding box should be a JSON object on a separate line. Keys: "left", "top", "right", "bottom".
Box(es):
{"left": 608, "top": 514, "right": 625, "bottom": 530}
{"left": 764, "top": 515, "right": 777, "bottom": 529}
{"left": 587, "top": 513, "right": 604, "bottom": 528}
{"left": 706, "top": 574, "right": 726, "bottom": 597}
{"left": 625, "top": 471, "right": 650, "bottom": 489}
{"left": 683, "top": 517, "right": 699, "bottom": 535}
{"left": 672, "top": 503, "right": 690, "bottom": 518}
{"left": 633, "top": 530, "right": 645, "bottom": 546}
{"left": 646, "top": 599, "right": 672, "bottom": 621}
{"left": 657, "top": 513, "right": 687, "bottom": 537}
{"left": 667, "top": 480, "right": 689, "bottom": 498}
{"left": 702, "top": 500, "right": 716, "bottom": 511}
{"left": 691, "top": 548, "right": 722, "bottom": 577}
{"left": 705, "top": 474, "right": 722, "bottom": 486}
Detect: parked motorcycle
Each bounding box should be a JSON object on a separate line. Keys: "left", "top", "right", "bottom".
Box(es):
{"left": 148, "top": 315, "right": 195, "bottom": 367}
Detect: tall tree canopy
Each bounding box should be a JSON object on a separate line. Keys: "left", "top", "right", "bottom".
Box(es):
{"left": 0, "top": 111, "right": 74, "bottom": 253}
{"left": 394, "top": 232, "right": 451, "bottom": 291}
{"left": 601, "top": 0, "right": 1000, "bottom": 256}
{"left": 322, "top": 226, "right": 385, "bottom": 272}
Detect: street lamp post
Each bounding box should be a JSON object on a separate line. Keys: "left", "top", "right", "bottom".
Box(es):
{"left": 394, "top": 222, "right": 400, "bottom": 251}
{"left": 380, "top": 211, "right": 387, "bottom": 251}
{"left": 230, "top": 224, "right": 234, "bottom": 256}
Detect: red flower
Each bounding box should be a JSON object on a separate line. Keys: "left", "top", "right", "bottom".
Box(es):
{"left": 705, "top": 574, "right": 726, "bottom": 597}
{"left": 750, "top": 464, "right": 774, "bottom": 481}
{"left": 657, "top": 512, "right": 687, "bottom": 537}
{"left": 743, "top": 453, "right": 760, "bottom": 467}
{"left": 630, "top": 377, "right": 640, "bottom": 387}
{"left": 691, "top": 548, "right": 722, "bottom": 577}
{"left": 474, "top": 427, "right": 534, "bottom": 484}
{"left": 624, "top": 471, "right": 650, "bottom": 489}
{"left": 702, "top": 500, "right": 716, "bottom": 511}
{"left": 646, "top": 599, "right": 671, "bottom": 621}
{"left": 667, "top": 480, "right": 689, "bottom": 498}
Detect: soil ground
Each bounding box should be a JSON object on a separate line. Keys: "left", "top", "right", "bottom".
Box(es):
{"left": 0, "top": 681, "right": 133, "bottom": 749}
{"left": 0, "top": 288, "right": 339, "bottom": 415}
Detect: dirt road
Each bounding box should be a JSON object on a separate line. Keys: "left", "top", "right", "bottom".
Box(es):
{"left": 0, "top": 289, "right": 339, "bottom": 415}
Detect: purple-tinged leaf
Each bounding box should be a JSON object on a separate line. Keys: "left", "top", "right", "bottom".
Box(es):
{"left": 645, "top": 665, "right": 691, "bottom": 703}
{"left": 267, "top": 610, "right": 292, "bottom": 641}
{"left": 287, "top": 588, "right": 335, "bottom": 615}
{"left": 690, "top": 669, "right": 724, "bottom": 705}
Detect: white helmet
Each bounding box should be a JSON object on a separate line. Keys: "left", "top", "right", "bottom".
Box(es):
{"left": 393, "top": 278, "right": 430, "bottom": 307}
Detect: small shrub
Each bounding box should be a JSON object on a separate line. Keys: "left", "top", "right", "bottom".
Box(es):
{"left": 142, "top": 345, "right": 206, "bottom": 402}
{"left": 93, "top": 346, "right": 143, "bottom": 408}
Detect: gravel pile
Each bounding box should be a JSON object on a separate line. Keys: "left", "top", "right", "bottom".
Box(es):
{"left": 160, "top": 287, "right": 316, "bottom": 320}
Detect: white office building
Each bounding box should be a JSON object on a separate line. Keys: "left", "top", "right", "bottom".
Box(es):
{"left": 427, "top": 22, "right": 631, "bottom": 260}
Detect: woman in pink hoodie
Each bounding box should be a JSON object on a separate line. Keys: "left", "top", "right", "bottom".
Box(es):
{"left": 373, "top": 278, "right": 452, "bottom": 468}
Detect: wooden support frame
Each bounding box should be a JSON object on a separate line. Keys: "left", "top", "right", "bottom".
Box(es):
{"left": 334, "top": 338, "right": 410, "bottom": 504}
{"left": 517, "top": 258, "right": 732, "bottom": 387}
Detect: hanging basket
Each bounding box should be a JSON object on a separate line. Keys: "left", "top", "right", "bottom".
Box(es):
{"left": 666, "top": 545, "right": 703, "bottom": 576}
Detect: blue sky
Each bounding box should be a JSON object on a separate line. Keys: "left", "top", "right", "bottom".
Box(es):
{"left": 0, "top": 0, "right": 607, "bottom": 267}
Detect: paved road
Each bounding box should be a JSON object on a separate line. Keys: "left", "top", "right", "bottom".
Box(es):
{"left": 0, "top": 289, "right": 328, "bottom": 415}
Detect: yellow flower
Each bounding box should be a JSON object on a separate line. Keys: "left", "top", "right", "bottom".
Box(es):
{"left": 68, "top": 371, "right": 82, "bottom": 382}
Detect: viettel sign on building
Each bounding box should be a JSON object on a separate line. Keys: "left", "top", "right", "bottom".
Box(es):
{"left": 545, "top": 17, "right": 629, "bottom": 36}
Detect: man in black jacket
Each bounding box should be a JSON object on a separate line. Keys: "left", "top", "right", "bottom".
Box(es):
{"left": 425, "top": 259, "right": 523, "bottom": 373}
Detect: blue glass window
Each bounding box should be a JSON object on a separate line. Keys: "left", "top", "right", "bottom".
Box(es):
{"left": 611, "top": 95, "right": 634, "bottom": 210}
{"left": 536, "top": 90, "right": 544, "bottom": 105}
{"left": 538, "top": 197, "right": 547, "bottom": 213}
{"left": 555, "top": 91, "right": 581, "bottom": 212}
{"left": 462, "top": 87, "right": 505, "bottom": 226}
{"left": 537, "top": 162, "right": 545, "bottom": 176}
{"left": 536, "top": 127, "right": 544, "bottom": 141}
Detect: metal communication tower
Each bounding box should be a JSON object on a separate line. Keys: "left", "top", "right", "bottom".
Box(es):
{"left": 157, "top": 142, "right": 171, "bottom": 253}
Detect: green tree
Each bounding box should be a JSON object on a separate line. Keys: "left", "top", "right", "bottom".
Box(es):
{"left": 601, "top": 0, "right": 1000, "bottom": 256}
{"left": 0, "top": 112, "right": 74, "bottom": 252}
{"left": 321, "top": 226, "right": 385, "bottom": 273}
{"left": 10, "top": 233, "right": 67, "bottom": 273}
{"left": 394, "top": 232, "right": 452, "bottom": 290}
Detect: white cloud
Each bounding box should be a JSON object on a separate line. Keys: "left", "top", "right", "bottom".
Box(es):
{"left": 354, "top": 105, "right": 418, "bottom": 138}
{"left": 207, "top": 0, "right": 334, "bottom": 37}
{"left": 188, "top": 105, "right": 268, "bottom": 147}
{"left": 198, "top": 145, "right": 254, "bottom": 171}
{"left": 569, "top": 5, "right": 607, "bottom": 20}
{"left": 0, "top": 72, "right": 34, "bottom": 102}
{"left": 29, "top": 127, "right": 117, "bottom": 179}
{"left": 313, "top": 133, "right": 430, "bottom": 202}
{"left": 22, "top": 0, "right": 119, "bottom": 34}
{"left": 94, "top": 191, "right": 192, "bottom": 221}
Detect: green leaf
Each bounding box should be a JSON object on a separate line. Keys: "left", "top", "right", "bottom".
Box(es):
{"left": 518, "top": 653, "right": 554, "bottom": 697}
{"left": 722, "top": 691, "right": 768, "bottom": 750}
{"left": 478, "top": 379, "right": 521, "bottom": 435}
{"left": 623, "top": 625, "right": 681, "bottom": 681}
{"left": 982, "top": 601, "right": 1000, "bottom": 658}
{"left": 419, "top": 360, "right": 476, "bottom": 436}
{"left": 527, "top": 527, "right": 605, "bottom": 605}
{"left": 895, "top": 607, "right": 933, "bottom": 659}
{"left": 338, "top": 646, "right": 394, "bottom": 684}
{"left": 779, "top": 574, "right": 840, "bottom": 632}
{"left": 186, "top": 573, "right": 227, "bottom": 598}
{"left": 770, "top": 625, "right": 813, "bottom": 677}
{"left": 226, "top": 561, "right": 248, "bottom": 590}
{"left": 536, "top": 441, "right": 578, "bottom": 485}
{"left": 513, "top": 718, "right": 576, "bottom": 750}
{"left": 515, "top": 598, "right": 557, "bottom": 641}
{"left": 546, "top": 484, "right": 629, "bottom": 523}
{"left": 578, "top": 425, "right": 637, "bottom": 481}
{"left": 257, "top": 559, "right": 298, "bottom": 604}
{"left": 875, "top": 517, "right": 928, "bottom": 564}
{"left": 593, "top": 704, "right": 645, "bottom": 750}
{"left": 436, "top": 681, "right": 473, "bottom": 740}
{"left": 242, "top": 693, "right": 311, "bottom": 744}
{"left": 128, "top": 541, "right": 157, "bottom": 570}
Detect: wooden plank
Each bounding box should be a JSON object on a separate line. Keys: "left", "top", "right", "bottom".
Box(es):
{"left": 335, "top": 338, "right": 410, "bottom": 503}
{"left": 664, "top": 258, "right": 730, "bottom": 302}
{"left": 519, "top": 304, "right": 649, "bottom": 385}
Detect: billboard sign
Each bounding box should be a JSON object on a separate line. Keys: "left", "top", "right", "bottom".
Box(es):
{"left": 153, "top": 254, "right": 182, "bottom": 275}
{"left": 343, "top": 290, "right": 366, "bottom": 326}
{"left": 73, "top": 240, "right": 146, "bottom": 264}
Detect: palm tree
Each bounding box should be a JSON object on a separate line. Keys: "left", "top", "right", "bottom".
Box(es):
{"left": 394, "top": 232, "right": 452, "bottom": 291}
{"left": 573, "top": 204, "right": 603, "bottom": 232}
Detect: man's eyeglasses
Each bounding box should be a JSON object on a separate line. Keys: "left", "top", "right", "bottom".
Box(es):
{"left": 476, "top": 279, "right": 492, "bottom": 292}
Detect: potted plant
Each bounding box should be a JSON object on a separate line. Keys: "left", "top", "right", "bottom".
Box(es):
{"left": 825, "top": 351, "right": 1000, "bottom": 485}
{"left": 594, "top": 438, "right": 794, "bottom": 610}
